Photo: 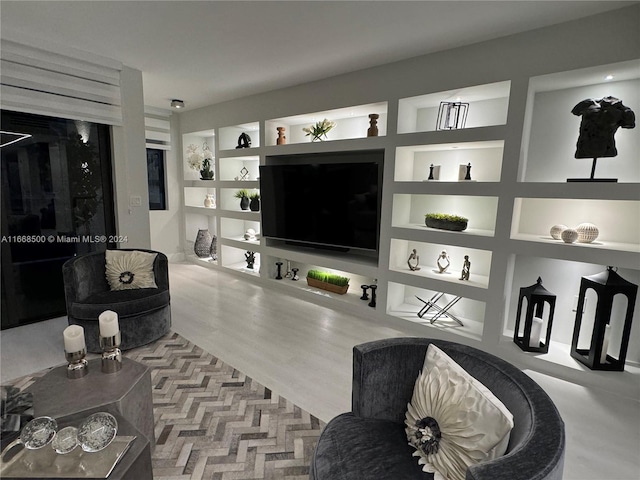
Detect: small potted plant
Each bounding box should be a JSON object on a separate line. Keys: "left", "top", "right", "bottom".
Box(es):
{"left": 424, "top": 213, "right": 468, "bottom": 232}
{"left": 302, "top": 118, "right": 336, "bottom": 142}
{"left": 249, "top": 192, "right": 260, "bottom": 211}
{"left": 235, "top": 189, "right": 250, "bottom": 210}
{"left": 306, "top": 269, "right": 350, "bottom": 295}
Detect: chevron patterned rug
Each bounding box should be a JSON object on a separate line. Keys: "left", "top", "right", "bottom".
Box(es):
{"left": 6, "top": 332, "right": 325, "bottom": 480}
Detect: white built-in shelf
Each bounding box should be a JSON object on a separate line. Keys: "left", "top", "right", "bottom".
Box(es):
{"left": 220, "top": 246, "right": 261, "bottom": 277}
{"left": 219, "top": 155, "right": 260, "bottom": 182}
{"left": 221, "top": 236, "right": 261, "bottom": 250}
{"left": 392, "top": 194, "right": 498, "bottom": 238}
{"left": 389, "top": 238, "right": 491, "bottom": 290}
{"left": 519, "top": 60, "right": 640, "bottom": 184}
{"left": 185, "top": 205, "right": 217, "bottom": 216}
{"left": 394, "top": 140, "right": 504, "bottom": 183}
{"left": 265, "top": 102, "right": 388, "bottom": 146}
{"left": 218, "top": 122, "right": 260, "bottom": 151}
{"left": 397, "top": 81, "right": 511, "bottom": 134}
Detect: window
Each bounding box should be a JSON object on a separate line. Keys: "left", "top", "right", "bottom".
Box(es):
{"left": 147, "top": 148, "right": 167, "bottom": 210}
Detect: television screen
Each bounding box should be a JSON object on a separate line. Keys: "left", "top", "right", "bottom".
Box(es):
{"left": 260, "top": 150, "right": 383, "bottom": 253}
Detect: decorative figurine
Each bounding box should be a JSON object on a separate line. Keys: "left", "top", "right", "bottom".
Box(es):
{"left": 245, "top": 251, "right": 255, "bottom": 269}
{"left": 239, "top": 167, "right": 250, "bottom": 181}
{"left": 407, "top": 249, "right": 421, "bottom": 271}
{"left": 236, "top": 132, "right": 252, "bottom": 149}
{"left": 275, "top": 261, "right": 283, "bottom": 279}
{"left": 464, "top": 163, "right": 472, "bottom": 181}
{"left": 436, "top": 250, "right": 450, "bottom": 273}
{"left": 360, "top": 285, "right": 370, "bottom": 300}
{"left": 459, "top": 255, "right": 470, "bottom": 281}
{"left": 244, "top": 228, "right": 256, "bottom": 241}
{"left": 367, "top": 113, "right": 379, "bottom": 137}
{"left": 276, "top": 127, "right": 286, "bottom": 145}
{"left": 291, "top": 268, "right": 299, "bottom": 281}
{"left": 285, "top": 261, "right": 292, "bottom": 279}
{"left": 569, "top": 96, "right": 635, "bottom": 182}
{"left": 204, "top": 193, "right": 215, "bottom": 208}
{"left": 428, "top": 164, "right": 435, "bottom": 180}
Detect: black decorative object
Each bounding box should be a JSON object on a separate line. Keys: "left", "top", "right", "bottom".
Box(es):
{"left": 570, "top": 266, "right": 637, "bottom": 371}
{"left": 249, "top": 194, "right": 260, "bottom": 212}
{"left": 360, "top": 285, "right": 369, "bottom": 301}
{"left": 436, "top": 101, "right": 469, "bottom": 130}
{"left": 428, "top": 164, "right": 435, "bottom": 180}
{"left": 275, "top": 262, "right": 283, "bottom": 280}
{"left": 245, "top": 251, "right": 255, "bottom": 269}
{"left": 568, "top": 96, "right": 635, "bottom": 182}
{"left": 464, "top": 163, "right": 472, "bottom": 181}
{"left": 291, "top": 268, "right": 299, "bottom": 281}
{"left": 368, "top": 284, "right": 377, "bottom": 308}
{"left": 459, "top": 255, "right": 470, "bottom": 281}
{"left": 236, "top": 132, "right": 252, "bottom": 149}
{"left": 514, "top": 277, "right": 556, "bottom": 353}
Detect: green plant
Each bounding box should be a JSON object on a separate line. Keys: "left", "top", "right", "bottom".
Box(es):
{"left": 249, "top": 192, "right": 260, "bottom": 200}
{"left": 424, "top": 213, "right": 468, "bottom": 224}
{"left": 234, "top": 189, "right": 249, "bottom": 199}
{"left": 306, "top": 269, "right": 350, "bottom": 287}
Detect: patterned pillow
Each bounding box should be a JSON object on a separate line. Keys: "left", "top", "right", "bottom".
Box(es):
{"left": 105, "top": 250, "right": 158, "bottom": 291}
{"left": 405, "top": 344, "right": 514, "bottom": 480}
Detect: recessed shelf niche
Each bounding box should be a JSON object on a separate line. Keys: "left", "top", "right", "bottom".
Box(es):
{"left": 219, "top": 155, "right": 260, "bottom": 181}
{"left": 218, "top": 123, "right": 260, "bottom": 151}
{"left": 397, "top": 81, "right": 511, "bottom": 134}
{"left": 182, "top": 130, "right": 216, "bottom": 180}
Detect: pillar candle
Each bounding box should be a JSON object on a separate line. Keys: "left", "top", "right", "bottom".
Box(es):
{"left": 600, "top": 324, "right": 611, "bottom": 364}
{"left": 63, "top": 325, "right": 86, "bottom": 353}
{"left": 99, "top": 310, "right": 120, "bottom": 337}
{"left": 529, "top": 316, "right": 543, "bottom": 348}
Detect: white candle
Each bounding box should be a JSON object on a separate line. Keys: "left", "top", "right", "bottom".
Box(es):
{"left": 99, "top": 310, "right": 120, "bottom": 337}
{"left": 529, "top": 316, "right": 543, "bottom": 348}
{"left": 63, "top": 325, "right": 86, "bottom": 353}
{"left": 600, "top": 324, "right": 611, "bottom": 364}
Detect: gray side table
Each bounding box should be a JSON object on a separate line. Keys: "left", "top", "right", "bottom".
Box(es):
{"left": 25, "top": 357, "right": 155, "bottom": 449}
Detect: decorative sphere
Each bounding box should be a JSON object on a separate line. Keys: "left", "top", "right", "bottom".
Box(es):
{"left": 561, "top": 228, "right": 578, "bottom": 244}
{"left": 576, "top": 223, "right": 599, "bottom": 243}
{"left": 550, "top": 224, "right": 568, "bottom": 240}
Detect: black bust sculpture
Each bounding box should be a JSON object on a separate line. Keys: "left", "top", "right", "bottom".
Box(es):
{"left": 569, "top": 96, "right": 635, "bottom": 182}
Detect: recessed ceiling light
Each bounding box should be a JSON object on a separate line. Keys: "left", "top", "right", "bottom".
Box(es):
{"left": 171, "top": 99, "right": 185, "bottom": 109}
{"left": 605, "top": 74, "right": 614, "bottom": 81}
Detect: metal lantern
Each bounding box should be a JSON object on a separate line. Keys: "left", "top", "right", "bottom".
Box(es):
{"left": 436, "top": 101, "right": 469, "bottom": 130}
{"left": 571, "top": 266, "right": 637, "bottom": 371}
{"left": 514, "top": 277, "right": 556, "bottom": 353}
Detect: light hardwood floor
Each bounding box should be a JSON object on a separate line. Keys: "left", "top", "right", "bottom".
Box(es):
{"left": 1, "top": 262, "right": 638, "bottom": 479}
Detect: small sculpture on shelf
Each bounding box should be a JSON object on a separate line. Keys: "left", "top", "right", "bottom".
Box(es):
{"left": 360, "top": 285, "right": 369, "bottom": 300}
{"left": 285, "top": 261, "right": 293, "bottom": 278}
{"left": 436, "top": 250, "right": 450, "bottom": 274}
{"left": 368, "top": 284, "right": 377, "bottom": 308}
{"left": 407, "top": 249, "right": 421, "bottom": 271}
{"left": 236, "top": 132, "right": 251, "bottom": 149}
{"left": 244, "top": 228, "right": 257, "bottom": 241}
{"left": 276, "top": 127, "right": 286, "bottom": 145}
{"left": 204, "top": 194, "right": 215, "bottom": 208}
{"left": 275, "top": 261, "right": 283, "bottom": 280}
{"left": 427, "top": 164, "right": 441, "bottom": 181}
{"left": 568, "top": 96, "right": 636, "bottom": 182}
{"left": 245, "top": 251, "right": 256, "bottom": 269}
{"left": 237, "top": 167, "right": 250, "bottom": 181}
{"left": 459, "top": 255, "right": 470, "bottom": 281}
{"left": 367, "top": 113, "right": 379, "bottom": 137}
{"left": 291, "top": 268, "right": 299, "bottom": 281}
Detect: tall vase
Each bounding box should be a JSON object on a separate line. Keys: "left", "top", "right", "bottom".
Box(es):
{"left": 194, "top": 229, "right": 213, "bottom": 258}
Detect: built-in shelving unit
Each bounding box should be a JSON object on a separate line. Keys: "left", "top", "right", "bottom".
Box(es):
{"left": 179, "top": 56, "right": 640, "bottom": 398}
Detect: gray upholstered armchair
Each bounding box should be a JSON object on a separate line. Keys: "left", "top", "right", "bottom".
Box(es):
{"left": 62, "top": 249, "right": 171, "bottom": 353}
{"left": 310, "top": 337, "right": 565, "bottom": 480}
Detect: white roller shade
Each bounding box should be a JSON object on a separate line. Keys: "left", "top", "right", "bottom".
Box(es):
{"left": 145, "top": 114, "right": 172, "bottom": 150}
{"left": 0, "top": 38, "right": 123, "bottom": 125}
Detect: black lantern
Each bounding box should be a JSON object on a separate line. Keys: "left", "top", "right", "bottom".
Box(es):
{"left": 514, "top": 277, "right": 556, "bottom": 353}
{"left": 436, "top": 101, "right": 469, "bottom": 130}
{"left": 571, "top": 266, "right": 637, "bottom": 371}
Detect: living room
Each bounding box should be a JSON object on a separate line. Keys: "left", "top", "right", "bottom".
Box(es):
{"left": 1, "top": 2, "right": 639, "bottom": 479}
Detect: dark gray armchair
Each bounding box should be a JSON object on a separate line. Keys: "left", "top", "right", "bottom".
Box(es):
{"left": 62, "top": 249, "right": 171, "bottom": 353}
{"left": 310, "top": 337, "right": 565, "bottom": 480}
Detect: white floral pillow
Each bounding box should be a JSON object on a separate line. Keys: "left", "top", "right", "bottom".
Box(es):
{"left": 105, "top": 250, "right": 158, "bottom": 291}
{"left": 405, "top": 344, "right": 514, "bottom": 480}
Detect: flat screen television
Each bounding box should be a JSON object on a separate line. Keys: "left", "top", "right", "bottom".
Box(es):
{"left": 260, "top": 150, "right": 383, "bottom": 254}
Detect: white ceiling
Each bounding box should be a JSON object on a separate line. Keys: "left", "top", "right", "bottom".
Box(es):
{"left": 1, "top": 1, "right": 636, "bottom": 112}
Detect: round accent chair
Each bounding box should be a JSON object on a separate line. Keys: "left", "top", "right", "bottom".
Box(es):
{"left": 62, "top": 249, "right": 171, "bottom": 353}
{"left": 310, "top": 337, "right": 565, "bottom": 480}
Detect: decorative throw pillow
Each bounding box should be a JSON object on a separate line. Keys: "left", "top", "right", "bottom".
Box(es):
{"left": 105, "top": 250, "right": 158, "bottom": 291}
{"left": 405, "top": 344, "right": 514, "bottom": 480}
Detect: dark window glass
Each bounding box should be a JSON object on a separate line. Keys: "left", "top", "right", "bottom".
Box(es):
{"left": 147, "top": 148, "right": 166, "bottom": 210}
{"left": 1, "top": 111, "right": 115, "bottom": 329}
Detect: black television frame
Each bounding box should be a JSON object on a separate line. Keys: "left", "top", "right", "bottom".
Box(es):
{"left": 260, "top": 149, "right": 384, "bottom": 256}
